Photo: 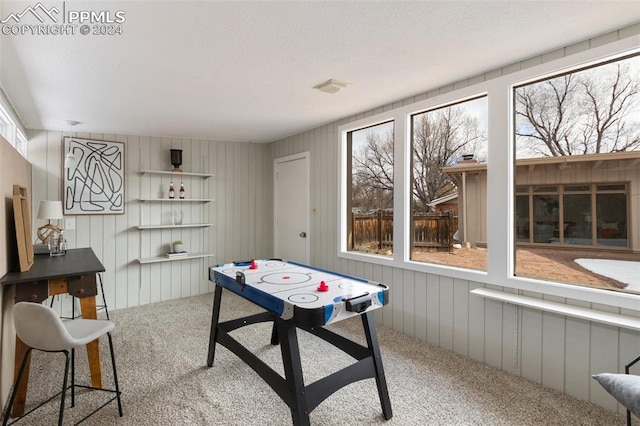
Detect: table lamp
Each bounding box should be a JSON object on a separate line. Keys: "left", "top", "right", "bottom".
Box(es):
{"left": 36, "top": 200, "right": 63, "bottom": 243}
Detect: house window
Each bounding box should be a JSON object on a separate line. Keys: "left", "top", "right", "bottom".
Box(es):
{"left": 16, "top": 129, "right": 27, "bottom": 158}
{"left": 346, "top": 121, "right": 394, "bottom": 257}
{"left": 410, "top": 96, "right": 488, "bottom": 270}
{"left": 0, "top": 107, "right": 11, "bottom": 144}
{"left": 515, "top": 183, "right": 628, "bottom": 248}
{"left": 514, "top": 52, "right": 639, "bottom": 294}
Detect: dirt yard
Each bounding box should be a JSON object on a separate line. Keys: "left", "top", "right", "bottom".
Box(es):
{"left": 411, "top": 247, "right": 639, "bottom": 293}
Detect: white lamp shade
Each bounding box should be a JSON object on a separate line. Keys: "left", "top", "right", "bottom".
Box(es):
{"left": 37, "top": 200, "right": 63, "bottom": 220}
{"left": 64, "top": 151, "right": 77, "bottom": 169}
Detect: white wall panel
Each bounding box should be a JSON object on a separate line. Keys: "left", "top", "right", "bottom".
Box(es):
{"left": 28, "top": 130, "right": 270, "bottom": 312}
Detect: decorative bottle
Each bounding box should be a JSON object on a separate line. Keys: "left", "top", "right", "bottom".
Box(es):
{"left": 179, "top": 182, "right": 185, "bottom": 199}
{"left": 169, "top": 181, "right": 175, "bottom": 199}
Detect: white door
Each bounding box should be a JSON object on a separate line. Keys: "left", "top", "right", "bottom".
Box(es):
{"left": 274, "top": 153, "right": 310, "bottom": 264}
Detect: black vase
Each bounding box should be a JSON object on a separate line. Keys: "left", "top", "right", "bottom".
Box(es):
{"left": 170, "top": 149, "right": 183, "bottom": 172}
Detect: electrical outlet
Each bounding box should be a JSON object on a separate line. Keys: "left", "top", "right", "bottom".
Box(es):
{"left": 65, "top": 217, "right": 76, "bottom": 230}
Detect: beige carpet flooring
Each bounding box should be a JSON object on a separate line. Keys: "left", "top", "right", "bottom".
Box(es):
{"left": 2, "top": 290, "right": 628, "bottom": 425}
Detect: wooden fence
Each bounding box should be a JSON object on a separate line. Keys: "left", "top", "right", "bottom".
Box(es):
{"left": 352, "top": 210, "right": 457, "bottom": 252}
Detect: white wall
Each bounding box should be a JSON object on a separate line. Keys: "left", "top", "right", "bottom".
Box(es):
{"left": 28, "top": 130, "right": 273, "bottom": 314}
{"left": 269, "top": 26, "right": 640, "bottom": 414}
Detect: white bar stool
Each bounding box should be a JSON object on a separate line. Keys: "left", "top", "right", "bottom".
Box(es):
{"left": 1, "top": 302, "right": 123, "bottom": 425}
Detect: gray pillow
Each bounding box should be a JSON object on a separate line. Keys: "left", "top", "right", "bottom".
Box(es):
{"left": 592, "top": 373, "right": 640, "bottom": 418}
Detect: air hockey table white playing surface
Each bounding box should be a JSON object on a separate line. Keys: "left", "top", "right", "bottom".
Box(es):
{"left": 209, "top": 259, "right": 389, "bottom": 326}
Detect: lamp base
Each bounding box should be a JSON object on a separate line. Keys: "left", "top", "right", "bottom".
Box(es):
{"left": 172, "top": 167, "right": 182, "bottom": 172}
{"left": 37, "top": 224, "right": 62, "bottom": 243}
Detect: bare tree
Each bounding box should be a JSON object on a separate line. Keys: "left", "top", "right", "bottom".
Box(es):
{"left": 412, "top": 106, "right": 486, "bottom": 211}
{"left": 352, "top": 129, "right": 394, "bottom": 210}
{"left": 516, "top": 60, "right": 640, "bottom": 157}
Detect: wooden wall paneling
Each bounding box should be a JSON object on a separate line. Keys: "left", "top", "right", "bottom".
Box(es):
{"left": 438, "top": 276, "right": 454, "bottom": 352}
{"left": 588, "top": 304, "right": 621, "bottom": 411}
{"left": 46, "top": 130, "right": 61, "bottom": 203}
{"left": 425, "top": 273, "right": 440, "bottom": 346}
{"left": 74, "top": 132, "right": 92, "bottom": 251}
{"left": 261, "top": 143, "right": 274, "bottom": 259}
{"left": 113, "top": 135, "right": 130, "bottom": 309}
{"left": 452, "top": 278, "right": 469, "bottom": 356}
{"left": 126, "top": 136, "right": 141, "bottom": 308}
{"left": 392, "top": 267, "right": 404, "bottom": 332}
{"left": 520, "top": 292, "right": 543, "bottom": 384}
{"left": 99, "top": 133, "right": 117, "bottom": 314}
{"left": 216, "top": 142, "right": 226, "bottom": 263}
{"left": 402, "top": 269, "right": 415, "bottom": 338}
{"left": 245, "top": 144, "right": 254, "bottom": 258}
{"left": 382, "top": 265, "right": 394, "bottom": 329}
{"left": 501, "top": 301, "right": 519, "bottom": 375}
{"left": 563, "top": 299, "right": 591, "bottom": 401}
{"left": 225, "top": 142, "right": 236, "bottom": 261}
{"left": 414, "top": 271, "right": 427, "bottom": 342}
{"left": 371, "top": 263, "right": 384, "bottom": 324}
{"left": 589, "top": 322, "right": 621, "bottom": 411}
{"left": 483, "top": 287, "right": 504, "bottom": 369}
{"left": 200, "top": 139, "right": 212, "bottom": 294}
{"left": 28, "top": 131, "right": 47, "bottom": 247}
{"left": 308, "top": 127, "right": 322, "bottom": 266}
{"left": 467, "top": 281, "right": 486, "bottom": 363}
{"left": 619, "top": 309, "right": 640, "bottom": 370}
{"left": 541, "top": 295, "right": 567, "bottom": 392}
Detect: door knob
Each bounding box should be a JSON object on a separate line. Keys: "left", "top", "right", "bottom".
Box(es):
{"left": 299, "top": 232, "right": 307, "bottom": 238}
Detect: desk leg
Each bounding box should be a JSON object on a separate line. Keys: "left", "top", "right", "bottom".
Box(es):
{"left": 206, "top": 285, "right": 223, "bottom": 367}
{"left": 362, "top": 311, "right": 392, "bottom": 420}
{"left": 10, "top": 337, "right": 31, "bottom": 417}
{"left": 78, "top": 296, "right": 102, "bottom": 388}
{"left": 277, "top": 318, "right": 310, "bottom": 426}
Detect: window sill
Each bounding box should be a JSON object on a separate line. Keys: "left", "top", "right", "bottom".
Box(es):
{"left": 471, "top": 287, "right": 640, "bottom": 331}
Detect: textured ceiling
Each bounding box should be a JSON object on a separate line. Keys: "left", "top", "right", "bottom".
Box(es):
{"left": 1, "top": 1, "right": 639, "bottom": 143}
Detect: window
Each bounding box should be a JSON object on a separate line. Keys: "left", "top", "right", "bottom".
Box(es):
{"left": 410, "top": 97, "right": 488, "bottom": 270}
{"left": 515, "top": 183, "right": 628, "bottom": 248}
{"left": 514, "top": 53, "right": 639, "bottom": 294}
{"left": 0, "top": 92, "right": 27, "bottom": 158}
{"left": 0, "top": 108, "right": 11, "bottom": 143}
{"left": 16, "top": 129, "right": 27, "bottom": 157}
{"left": 339, "top": 39, "right": 639, "bottom": 311}
{"left": 346, "top": 121, "right": 394, "bottom": 257}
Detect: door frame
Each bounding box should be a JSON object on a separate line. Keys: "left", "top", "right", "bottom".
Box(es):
{"left": 274, "top": 152, "right": 310, "bottom": 263}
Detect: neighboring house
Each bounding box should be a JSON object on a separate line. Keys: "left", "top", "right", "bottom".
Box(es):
{"left": 443, "top": 151, "right": 640, "bottom": 252}
{"left": 427, "top": 192, "right": 458, "bottom": 215}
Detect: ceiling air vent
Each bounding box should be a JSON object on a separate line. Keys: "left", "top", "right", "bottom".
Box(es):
{"left": 313, "top": 79, "right": 350, "bottom": 94}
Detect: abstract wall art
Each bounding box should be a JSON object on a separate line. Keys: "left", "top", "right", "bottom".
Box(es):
{"left": 63, "top": 137, "right": 125, "bottom": 215}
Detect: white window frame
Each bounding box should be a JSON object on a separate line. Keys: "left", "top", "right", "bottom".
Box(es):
{"left": 338, "top": 36, "right": 640, "bottom": 312}
{"left": 0, "top": 88, "right": 28, "bottom": 158}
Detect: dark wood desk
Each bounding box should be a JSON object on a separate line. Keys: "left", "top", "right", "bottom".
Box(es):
{"left": 0, "top": 247, "right": 105, "bottom": 417}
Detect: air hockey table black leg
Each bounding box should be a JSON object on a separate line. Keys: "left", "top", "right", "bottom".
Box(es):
{"left": 276, "top": 318, "right": 310, "bottom": 426}
{"left": 270, "top": 322, "right": 279, "bottom": 345}
{"left": 206, "top": 284, "right": 224, "bottom": 367}
{"left": 362, "top": 311, "right": 393, "bottom": 420}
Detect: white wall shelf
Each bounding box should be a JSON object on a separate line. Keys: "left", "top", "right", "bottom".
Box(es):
{"left": 138, "top": 198, "right": 213, "bottom": 203}
{"left": 471, "top": 288, "right": 640, "bottom": 332}
{"left": 137, "top": 252, "right": 215, "bottom": 264}
{"left": 140, "top": 170, "right": 214, "bottom": 178}
{"left": 137, "top": 224, "right": 212, "bottom": 230}
{"left": 137, "top": 167, "right": 214, "bottom": 264}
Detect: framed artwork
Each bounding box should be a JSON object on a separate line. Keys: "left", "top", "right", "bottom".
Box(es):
{"left": 63, "top": 137, "right": 125, "bottom": 215}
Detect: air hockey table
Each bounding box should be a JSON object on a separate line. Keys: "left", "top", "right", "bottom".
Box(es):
{"left": 206, "top": 259, "right": 393, "bottom": 425}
